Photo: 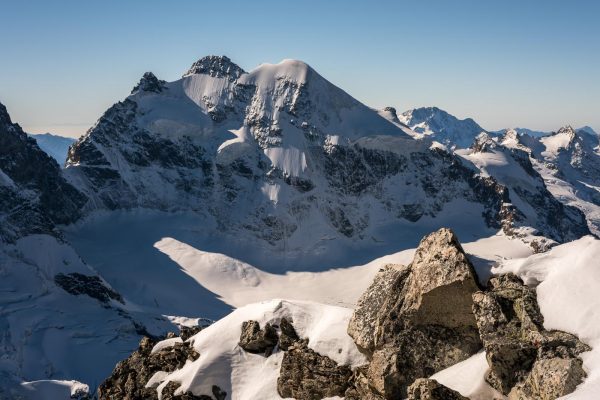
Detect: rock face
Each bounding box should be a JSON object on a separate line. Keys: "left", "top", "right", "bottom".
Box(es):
{"left": 0, "top": 101, "right": 87, "bottom": 241}
{"left": 278, "top": 317, "right": 300, "bottom": 351}
{"left": 238, "top": 320, "right": 278, "bottom": 355}
{"left": 277, "top": 341, "right": 352, "bottom": 400}
{"left": 347, "top": 228, "right": 483, "bottom": 398}
{"left": 472, "top": 273, "right": 590, "bottom": 398}
{"left": 406, "top": 378, "right": 469, "bottom": 400}
{"left": 54, "top": 272, "right": 124, "bottom": 304}
{"left": 347, "top": 263, "right": 410, "bottom": 353}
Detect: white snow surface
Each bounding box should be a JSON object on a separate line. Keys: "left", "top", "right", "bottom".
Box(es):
{"left": 152, "top": 299, "right": 366, "bottom": 400}
{"left": 19, "top": 379, "right": 89, "bottom": 400}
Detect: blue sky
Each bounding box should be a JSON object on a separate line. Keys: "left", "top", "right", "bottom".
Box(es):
{"left": 1, "top": 0, "right": 598, "bottom": 137}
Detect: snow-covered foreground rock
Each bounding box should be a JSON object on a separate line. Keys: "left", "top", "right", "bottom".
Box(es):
{"left": 96, "top": 229, "right": 598, "bottom": 400}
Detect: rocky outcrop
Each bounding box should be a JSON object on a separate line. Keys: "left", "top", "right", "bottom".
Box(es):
{"left": 54, "top": 272, "right": 124, "bottom": 304}
{"left": 238, "top": 320, "right": 278, "bottom": 355}
{"left": 131, "top": 72, "right": 166, "bottom": 94}
{"left": 347, "top": 228, "right": 483, "bottom": 398}
{"left": 347, "top": 263, "right": 410, "bottom": 353}
{"left": 472, "top": 273, "right": 590, "bottom": 399}
{"left": 235, "top": 318, "right": 352, "bottom": 400}
{"left": 406, "top": 378, "right": 469, "bottom": 400}
{"left": 183, "top": 55, "right": 246, "bottom": 81}
{"left": 277, "top": 340, "right": 352, "bottom": 400}
{"left": 278, "top": 317, "right": 300, "bottom": 351}
{"left": 98, "top": 334, "right": 204, "bottom": 400}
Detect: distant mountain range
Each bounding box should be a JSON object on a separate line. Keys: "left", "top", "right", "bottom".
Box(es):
{"left": 27, "top": 132, "right": 75, "bottom": 164}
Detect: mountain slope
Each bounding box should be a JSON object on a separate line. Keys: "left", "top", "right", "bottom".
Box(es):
{"left": 0, "top": 102, "right": 173, "bottom": 395}
{"left": 64, "top": 57, "right": 588, "bottom": 269}
{"left": 498, "top": 126, "right": 600, "bottom": 235}
{"left": 0, "top": 102, "right": 86, "bottom": 241}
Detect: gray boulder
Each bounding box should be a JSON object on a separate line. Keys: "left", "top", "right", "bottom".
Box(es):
{"left": 277, "top": 341, "right": 352, "bottom": 400}
{"left": 348, "top": 228, "right": 483, "bottom": 399}
{"left": 509, "top": 357, "right": 586, "bottom": 400}
{"left": 238, "top": 320, "right": 278, "bottom": 355}
{"left": 407, "top": 378, "right": 469, "bottom": 400}
{"left": 347, "top": 263, "right": 410, "bottom": 354}
{"left": 472, "top": 273, "right": 590, "bottom": 397}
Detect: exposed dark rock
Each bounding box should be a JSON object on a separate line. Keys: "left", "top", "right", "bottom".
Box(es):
{"left": 0, "top": 101, "right": 87, "bottom": 240}
{"left": 238, "top": 320, "right": 278, "bottom": 355}
{"left": 161, "top": 381, "right": 226, "bottom": 400}
{"left": 278, "top": 317, "right": 300, "bottom": 351}
{"left": 131, "top": 72, "right": 166, "bottom": 94}
{"left": 54, "top": 273, "right": 124, "bottom": 304}
{"left": 348, "top": 228, "right": 482, "bottom": 399}
{"left": 180, "top": 325, "right": 204, "bottom": 341}
{"left": 277, "top": 340, "right": 352, "bottom": 400}
{"left": 472, "top": 273, "right": 590, "bottom": 397}
{"left": 98, "top": 336, "right": 201, "bottom": 400}
{"left": 183, "top": 55, "right": 246, "bottom": 81}
{"left": 407, "top": 378, "right": 468, "bottom": 400}
{"left": 347, "top": 263, "right": 410, "bottom": 353}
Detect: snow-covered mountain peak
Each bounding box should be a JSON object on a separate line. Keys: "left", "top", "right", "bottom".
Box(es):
{"left": 379, "top": 106, "right": 403, "bottom": 124}
{"left": 183, "top": 55, "right": 246, "bottom": 81}
{"left": 131, "top": 72, "right": 167, "bottom": 95}
{"left": 399, "top": 106, "right": 486, "bottom": 148}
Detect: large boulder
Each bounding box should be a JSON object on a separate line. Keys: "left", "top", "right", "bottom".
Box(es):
{"left": 238, "top": 320, "right": 278, "bottom": 355}
{"left": 277, "top": 341, "right": 352, "bottom": 400}
{"left": 472, "top": 273, "right": 590, "bottom": 397}
{"left": 347, "top": 263, "right": 410, "bottom": 354}
{"left": 347, "top": 228, "right": 483, "bottom": 398}
{"left": 407, "top": 378, "right": 469, "bottom": 400}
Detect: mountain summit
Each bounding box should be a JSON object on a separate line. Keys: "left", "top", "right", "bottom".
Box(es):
{"left": 399, "top": 106, "right": 486, "bottom": 148}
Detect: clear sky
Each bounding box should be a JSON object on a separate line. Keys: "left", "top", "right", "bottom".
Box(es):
{"left": 1, "top": 0, "right": 598, "bottom": 138}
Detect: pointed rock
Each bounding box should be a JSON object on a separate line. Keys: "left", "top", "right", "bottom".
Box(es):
{"left": 131, "top": 72, "right": 166, "bottom": 94}
{"left": 348, "top": 228, "right": 483, "bottom": 399}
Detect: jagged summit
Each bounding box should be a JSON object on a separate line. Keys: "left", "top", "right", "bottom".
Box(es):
{"left": 0, "top": 101, "right": 14, "bottom": 126}
{"left": 131, "top": 72, "right": 166, "bottom": 94}
{"left": 183, "top": 55, "right": 246, "bottom": 81}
